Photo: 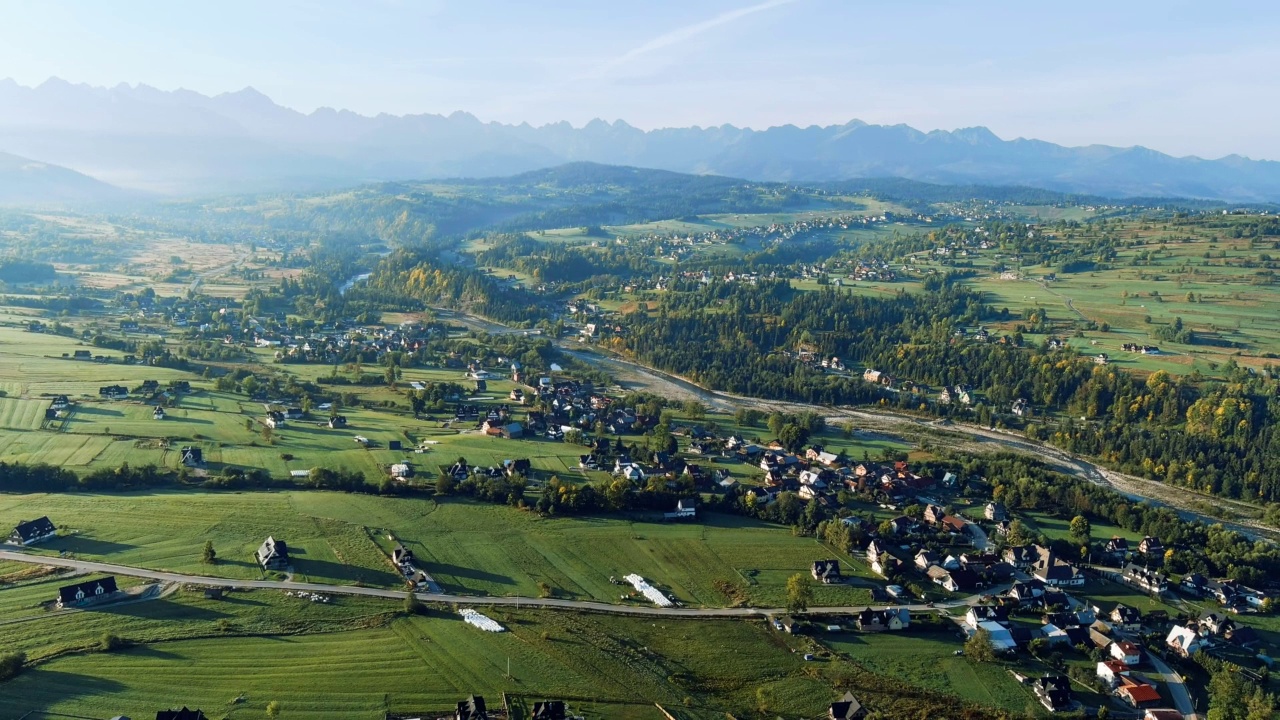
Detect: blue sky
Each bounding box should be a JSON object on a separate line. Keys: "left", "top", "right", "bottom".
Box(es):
{"left": 1, "top": 0, "right": 1277, "bottom": 159}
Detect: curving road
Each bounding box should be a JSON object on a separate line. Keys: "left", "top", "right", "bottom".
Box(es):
{"left": 0, "top": 549, "right": 959, "bottom": 619}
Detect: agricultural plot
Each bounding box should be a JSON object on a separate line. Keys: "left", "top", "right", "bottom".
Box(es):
{"left": 0, "top": 490, "right": 875, "bottom": 608}
{"left": 0, "top": 608, "right": 832, "bottom": 720}
{"left": 0, "top": 396, "right": 52, "bottom": 430}
{"left": 826, "top": 630, "right": 1033, "bottom": 713}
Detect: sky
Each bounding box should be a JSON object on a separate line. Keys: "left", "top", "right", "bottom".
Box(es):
{"left": 0, "top": 0, "right": 1277, "bottom": 159}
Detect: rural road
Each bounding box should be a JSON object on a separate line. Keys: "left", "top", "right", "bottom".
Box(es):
{"left": 1147, "top": 652, "right": 1199, "bottom": 719}
{"left": 0, "top": 549, "right": 959, "bottom": 619}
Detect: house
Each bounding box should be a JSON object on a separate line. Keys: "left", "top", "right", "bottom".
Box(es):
{"left": 1033, "top": 549, "right": 1084, "bottom": 587}
{"left": 812, "top": 559, "right": 842, "bottom": 584}
{"left": 264, "top": 410, "right": 286, "bottom": 429}
{"left": 966, "top": 605, "right": 1010, "bottom": 628}
{"left": 50, "top": 394, "right": 70, "bottom": 410}
{"left": 255, "top": 536, "right": 290, "bottom": 570}
{"left": 1181, "top": 572, "right": 1211, "bottom": 597}
{"left": 1007, "top": 581, "right": 1044, "bottom": 603}
{"left": 179, "top": 446, "right": 204, "bottom": 467}
{"left": 1104, "top": 536, "right": 1130, "bottom": 559}
{"left": 865, "top": 540, "right": 911, "bottom": 576}
{"left": 9, "top": 516, "right": 56, "bottom": 546}
{"left": 1110, "top": 604, "right": 1143, "bottom": 631}
{"left": 530, "top": 701, "right": 566, "bottom": 720}
{"left": 390, "top": 463, "right": 413, "bottom": 479}
{"left": 915, "top": 549, "right": 942, "bottom": 571}
{"left": 1166, "top": 624, "right": 1208, "bottom": 657}
{"left": 328, "top": 415, "right": 348, "bottom": 429}
{"left": 620, "top": 465, "right": 645, "bottom": 483}
{"left": 1011, "top": 398, "right": 1031, "bottom": 417}
{"left": 1138, "top": 536, "right": 1165, "bottom": 559}
{"left": 1032, "top": 675, "right": 1073, "bottom": 713}
{"left": 98, "top": 384, "right": 128, "bottom": 399}
{"left": 937, "top": 568, "right": 980, "bottom": 592}
{"left": 923, "top": 504, "right": 947, "bottom": 525}
{"left": 456, "top": 695, "right": 488, "bottom": 720}
{"left": 499, "top": 422, "right": 524, "bottom": 439}
{"left": 57, "top": 577, "right": 120, "bottom": 608}
{"left": 1116, "top": 676, "right": 1162, "bottom": 708}
{"left": 984, "top": 502, "right": 1007, "bottom": 522}
{"left": 664, "top": 499, "right": 697, "bottom": 520}
{"left": 829, "top": 691, "right": 867, "bottom": 720}
{"left": 1003, "top": 545, "right": 1040, "bottom": 570}
{"left": 155, "top": 709, "right": 207, "bottom": 720}
{"left": 856, "top": 608, "right": 909, "bottom": 632}
{"left": 1144, "top": 711, "right": 1185, "bottom": 720}
{"left": 73, "top": 349, "right": 92, "bottom": 360}
{"left": 1111, "top": 640, "right": 1143, "bottom": 665}
{"left": 1096, "top": 659, "right": 1130, "bottom": 687}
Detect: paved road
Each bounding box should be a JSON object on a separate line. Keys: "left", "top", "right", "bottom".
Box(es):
{"left": 1147, "top": 651, "right": 1199, "bottom": 719}
{"left": 0, "top": 549, "right": 958, "bottom": 619}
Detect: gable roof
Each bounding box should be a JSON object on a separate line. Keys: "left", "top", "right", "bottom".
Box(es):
{"left": 12, "top": 516, "right": 55, "bottom": 542}
{"left": 58, "top": 576, "right": 119, "bottom": 604}
{"left": 829, "top": 691, "right": 864, "bottom": 719}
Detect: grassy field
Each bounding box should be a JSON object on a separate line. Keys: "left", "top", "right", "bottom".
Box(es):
{"left": 0, "top": 591, "right": 841, "bottom": 720}
{"left": 0, "top": 491, "right": 875, "bottom": 607}
{"left": 825, "top": 629, "right": 1036, "bottom": 714}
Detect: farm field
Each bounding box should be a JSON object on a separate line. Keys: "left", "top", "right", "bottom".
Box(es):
{"left": 0, "top": 594, "right": 841, "bottom": 720}
{"left": 0, "top": 491, "right": 875, "bottom": 607}
{"left": 825, "top": 629, "right": 1036, "bottom": 714}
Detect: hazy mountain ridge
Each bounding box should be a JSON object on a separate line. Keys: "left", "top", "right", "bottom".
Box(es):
{"left": 0, "top": 150, "right": 133, "bottom": 206}
{"left": 1, "top": 78, "right": 1278, "bottom": 201}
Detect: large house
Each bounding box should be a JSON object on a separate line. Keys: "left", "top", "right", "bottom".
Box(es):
{"left": 8, "top": 516, "right": 56, "bottom": 546}
{"left": 179, "top": 446, "right": 204, "bottom": 467}
{"left": 255, "top": 536, "right": 290, "bottom": 570}
{"left": 856, "top": 608, "right": 909, "bottom": 632}
{"left": 1032, "top": 676, "right": 1073, "bottom": 713}
{"left": 1033, "top": 548, "right": 1085, "bottom": 587}
{"left": 812, "top": 559, "right": 842, "bottom": 584}
{"left": 57, "top": 577, "right": 120, "bottom": 608}
{"left": 1166, "top": 624, "right": 1208, "bottom": 657}
{"left": 530, "top": 701, "right": 566, "bottom": 720}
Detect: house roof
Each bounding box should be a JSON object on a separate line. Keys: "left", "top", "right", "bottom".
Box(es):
{"left": 155, "top": 709, "right": 207, "bottom": 720}
{"left": 829, "top": 691, "right": 863, "bottom": 719}
{"left": 58, "top": 576, "right": 119, "bottom": 604}
{"left": 12, "top": 516, "right": 55, "bottom": 542}
{"left": 1118, "top": 678, "right": 1161, "bottom": 704}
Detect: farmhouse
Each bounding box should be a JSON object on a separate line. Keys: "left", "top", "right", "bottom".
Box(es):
{"left": 152, "top": 405, "right": 166, "bottom": 420}
{"left": 390, "top": 463, "right": 413, "bottom": 479}
{"left": 179, "top": 447, "right": 204, "bottom": 467}
{"left": 984, "top": 502, "right": 1007, "bottom": 522}
{"left": 1032, "top": 549, "right": 1084, "bottom": 586}
{"left": 255, "top": 536, "right": 290, "bottom": 570}
{"left": 57, "top": 576, "right": 120, "bottom": 608}
{"left": 327, "top": 415, "right": 348, "bottom": 429}
{"left": 264, "top": 410, "right": 286, "bottom": 428}
{"left": 98, "top": 384, "right": 129, "bottom": 399}
{"left": 1032, "top": 675, "right": 1073, "bottom": 712}
{"left": 1116, "top": 676, "right": 1162, "bottom": 708}
{"left": 811, "top": 558, "right": 842, "bottom": 584}
{"left": 9, "top": 516, "right": 56, "bottom": 546}
{"left": 829, "top": 691, "right": 867, "bottom": 719}
{"left": 856, "top": 608, "right": 909, "bottom": 632}
{"left": 455, "top": 695, "right": 488, "bottom": 720}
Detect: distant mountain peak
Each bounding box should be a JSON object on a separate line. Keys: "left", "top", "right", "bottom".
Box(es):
{"left": 0, "top": 79, "right": 1273, "bottom": 201}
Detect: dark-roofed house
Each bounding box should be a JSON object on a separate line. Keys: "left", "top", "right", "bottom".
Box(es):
{"left": 179, "top": 446, "right": 204, "bottom": 467}
{"left": 8, "top": 516, "right": 56, "bottom": 546}
{"left": 530, "top": 701, "right": 566, "bottom": 720}
{"left": 1033, "top": 675, "right": 1073, "bottom": 713}
{"left": 829, "top": 691, "right": 867, "bottom": 719}
{"left": 455, "top": 695, "right": 488, "bottom": 720}
{"left": 57, "top": 576, "right": 120, "bottom": 608}
{"left": 812, "top": 559, "right": 842, "bottom": 584}
{"left": 255, "top": 536, "right": 290, "bottom": 570}
{"left": 155, "top": 709, "right": 207, "bottom": 720}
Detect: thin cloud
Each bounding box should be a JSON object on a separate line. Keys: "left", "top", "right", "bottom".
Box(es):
{"left": 585, "top": 0, "right": 803, "bottom": 80}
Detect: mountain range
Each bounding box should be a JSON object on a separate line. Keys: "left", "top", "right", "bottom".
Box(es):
{"left": 0, "top": 150, "right": 133, "bottom": 206}
{"left": 1, "top": 77, "right": 1278, "bottom": 202}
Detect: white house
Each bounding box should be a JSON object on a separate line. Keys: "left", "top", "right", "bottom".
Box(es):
{"left": 1166, "top": 625, "right": 1208, "bottom": 657}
